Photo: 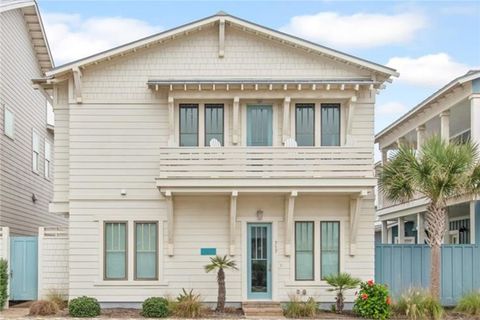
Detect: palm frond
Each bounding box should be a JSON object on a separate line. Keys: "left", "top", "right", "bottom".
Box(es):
{"left": 204, "top": 255, "right": 238, "bottom": 273}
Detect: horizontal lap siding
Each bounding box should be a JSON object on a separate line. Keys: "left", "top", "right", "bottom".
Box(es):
{"left": 0, "top": 9, "right": 65, "bottom": 235}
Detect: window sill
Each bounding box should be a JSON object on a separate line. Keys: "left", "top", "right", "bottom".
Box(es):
{"left": 94, "top": 280, "right": 169, "bottom": 287}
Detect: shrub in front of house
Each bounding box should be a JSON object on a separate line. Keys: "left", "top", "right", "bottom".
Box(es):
{"left": 455, "top": 292, "right": 480, "bottom": 316}
{"left": 394, "top": 288, "right": 443, "bottom": 320}
{"left": 353, "top": 280, "right": 391, "bottom": 319}
{"left": 172, "top": 289, "right": 203, "bottom": 318}
{"left": 69, "top": 296, "right": 101, "bottom": 317}
{"left": 29, "top": 300, "right": 59, "bottom": 316}
{"left": 142, "top": 297, "right": 170, "bottom": 318}
{"left": 0, "top": 259, "right": 8, "bottom": 311}
{"left": 283, "top": 295, "right": 317, "bottom": 318}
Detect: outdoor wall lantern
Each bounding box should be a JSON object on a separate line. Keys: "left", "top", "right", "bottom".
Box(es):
{"left": 256, "top": 209, "right": 264, "bottom": 220}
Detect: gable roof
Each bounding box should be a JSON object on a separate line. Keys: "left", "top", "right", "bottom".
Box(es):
{"left": 375, "top": 70, "right": 480, "bottom": 142}
{"left": 45, "top": 11, "right": 398, "bottom": 80}
{"left": 0, "top": 0, "right": 54, "bottom": 73}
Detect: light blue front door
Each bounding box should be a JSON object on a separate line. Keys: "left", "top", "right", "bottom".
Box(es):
{"left": 10, "top": 237, "right": 38, "bottom": 301}
{"left": 247, "top": 105, "right": 273, "bottom": 146}
{"left": 247, "top": 223, "right": 272, "bottom": 300}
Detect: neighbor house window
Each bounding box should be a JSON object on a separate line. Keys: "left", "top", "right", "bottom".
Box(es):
{"left": 179, "top": 104, "right": 198, "bottom": 146}
{"left": 4, "top": 107, "right": 14, "bottom": 138}
{"left": 295, "top": 221, "right": 314, "bottom": 281}
{"left": 321, "top": 221, "right": 340, "bottom": 279}
{"left": 44, "top": 140, "right": 51, "bottom": 179}
{"left": 104, "top": 222, "right": 127, "bottom": 280}
{"left": 32, "top": 131, "right": 40, "bottom": 172}
{"left": 321, "top": 104, "right": 340, "bottom": 146}
{"left": 205, "top": 104, "right": 224, "bottom": 146}
{"left": 135, "top": 222, "right": 158, "bottom": 280}
{"left": 295, "top": 104, "right": 314, "bottom": 146}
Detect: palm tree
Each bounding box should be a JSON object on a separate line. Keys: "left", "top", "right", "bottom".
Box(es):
{"left": 324, "top": 272, "right": 361, "bottom": 313}
{"left": 204, "top": 255, "right": 238, "bottom": 313}
{"left": 379, "top": 136, "right": 480, "bottom": 297}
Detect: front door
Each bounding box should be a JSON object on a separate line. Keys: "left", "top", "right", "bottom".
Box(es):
{"left": 247, "top": 105, "right": 273, "bottom": 146}
{"left": 10, "top": 237, "right": 38, "bottom": 301}
{"left": 247, "top": 223, "right": 272, "bottom": 300}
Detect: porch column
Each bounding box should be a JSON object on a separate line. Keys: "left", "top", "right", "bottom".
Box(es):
{"left": 229, "top": 191, "right": 238, "bottom": 255}
{"left": 381, "top": 148, "right": 388, "bottom": 164}
{"left": 168, "top": 96, "right": 175, "bottom": 146}
{"left": 416, "top": 125, "right": 426, "bottom": 150}
{"left": 284, "top": 191, "right": 297, "bottom": 256}
{"left": 417, "top": 212, "right": 425, "bottom": 244}
{"left": 439, "top": 110, "right": 450, "bottom": 142}
{"left": 232, "top": 97, "right": 240, "bottom": 145}
{"left": 283, "top": 97, "right": 291, "bottom": 143}
{"left": 381, "top": 220, "right": 388, "bottom": 244}
{"left": 470, "top": 201, "right": 476, "bottom": 244}
{"left": 397, "top": 217, "right": 405, "bottom": 244}
{"left": 470, "top": 93, "right": 480, "bottom": 144}
{"left": 166, "top": 191, "right": 174, "bottom": 256}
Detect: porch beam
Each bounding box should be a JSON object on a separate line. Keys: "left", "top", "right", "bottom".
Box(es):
{"left": 229, "top": 191, "right": 238, "bottom": 255}
{"left": 349, "top": 190, "right": 366, "bottom": 255}
{"left": 232, "top": 97, "right": 240, "bottom": 144}
{"left": 166, "top": 191, "right": 174, "bottom": 256}
{"left": 168, "top": 96, "right": 175, "bottom": 146}
{"left": 283, "top": 97, "right": 291, "bottom": 143}
{"left": 284, "top": 191, "right": 297, "bottom": 256}
{"left": 346, "top": 95, "right": 357, "bottom": 145}
{"left": 218, "top": 18, "right": 225, "bottom": 58}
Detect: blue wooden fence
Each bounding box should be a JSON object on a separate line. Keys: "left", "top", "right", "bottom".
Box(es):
{"left": 375, "top": 244, "right": 480, "bottom": 306}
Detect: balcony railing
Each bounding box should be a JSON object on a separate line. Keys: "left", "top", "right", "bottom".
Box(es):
{"left": 158, "top": 147, "right": 373, "bottom": 180}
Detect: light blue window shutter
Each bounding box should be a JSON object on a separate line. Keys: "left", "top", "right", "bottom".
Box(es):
{"left": 321, "top": 104, "right": 340, "bottom": 146}
{"left": 295, "top": 222, "right": 314, "bottom": 280}
{"left": 180, "top": 104, "right": 198, "bottom": 146}
{"left": 296, "top": 104, "right": 314, "bottom": 146}
{"left": 136, "top": 223, "right": 157, "bottom": 279}
{"left": 247, "top": 105, "right": 272, "bottom": 146}
{"left": 321, "top": 221, "right": 340, "bottom": 279}
{"left": 105, "top": 223, "right": 127, "bottom": 279}
{"left": 205, "top": 104, "right": 224, "bottom": 145}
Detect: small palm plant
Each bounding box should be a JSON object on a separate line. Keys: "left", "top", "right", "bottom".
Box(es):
{"left": 204, "top": 255, "right": 238, "bottom": 313}
{"left": 324, "top": 272, "right": 361, "bottom": 313}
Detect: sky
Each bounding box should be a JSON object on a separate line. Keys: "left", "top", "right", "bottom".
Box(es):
{"left": 37, "top": 0, "right": 480, "bottom": 135}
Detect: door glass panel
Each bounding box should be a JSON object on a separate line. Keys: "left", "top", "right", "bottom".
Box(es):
{"left": 251, "top": 226, "right": 268, "bottom": 292}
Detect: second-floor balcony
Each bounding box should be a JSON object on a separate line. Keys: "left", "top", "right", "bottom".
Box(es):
{"left": 156, "top": 146, "right": 374, "bottom": 190}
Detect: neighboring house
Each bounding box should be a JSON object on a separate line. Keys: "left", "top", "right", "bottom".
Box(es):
{"left": 36, "top": 12, "right": 397, "bottom": 306}
{"left": 0, "top": 0, "right": 65, "bottom": 236}
{"left": 375, "top": 70, "right": 480, "bottom": 245}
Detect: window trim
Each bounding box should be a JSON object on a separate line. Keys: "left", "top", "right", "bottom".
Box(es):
{"left": 3, "top": 106, "right": 15, "bottom": 139}
{"left": 295, "top": 221, "right": 315, "bottom": 281}
{"left": 320, "top": 103, "right": 341, "bottom": 147}
{"left": 179, "top": 103, "right": 199, "bottom": 147}
{"left": 134, "top": 221, "right": 159, "bottom": 281}
{"left": 295, "top": 103, "right": 315, "bottom": 147}
{"left": 204, "top": 103, "right": 224, "bottom": 146}
{"left": 320, "top": 220, "right": 341, "bottom": 280}
{"left": 104, "top": 221, "right": 128, "bottom": 281}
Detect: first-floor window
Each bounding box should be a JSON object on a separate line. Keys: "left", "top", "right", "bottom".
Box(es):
{"left": 135, "top": 222, "right": 158, "bottom": 280}
{"left": 295, "top": 221, "right": 314, "bottom": 280}
{"left": 104, "top": 222, "right": 127, "bottom": 280}
{"left": 179, "top": 104, "right": 199, "bottom": 146}
{"left": 321, "top": 221, "right": 340, "bottom": 279}
{"left": 32, "top": 131, "right": 40, "bottom": 172}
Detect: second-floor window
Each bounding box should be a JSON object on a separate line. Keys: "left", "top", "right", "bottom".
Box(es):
{"left": 45, "top": 140, "right": 51, "bottom": 179}
{"left": 205, "top": 104, "right": 224, "bottom": 146}
{"left": 179, "top": 104, "right": 198, "bottom": 146}
{"left": 321, "top": 104, "right": 341, "bottom": 146}
{"left": 3, "top": 106, "right": 14, "bottom": 139}
{"left": 296, "top": 104, "right": 315, "bottom": 146}
{"left": 32, "top": 131, "right": 40, "bottom": 173}
{"left": 247, "top": 105, "right": 273, "bottom": 146}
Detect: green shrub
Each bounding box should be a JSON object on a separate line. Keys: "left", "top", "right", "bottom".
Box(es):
{"left": 283, "top": 295, "right": 317, "bottom": 318}
{"left": 0, "top": 259, "right": 8, "bottom": 311}
{"left": 46, "top": 289, "right": 68, "bottom": 310}
{"left": 455, "top": 292, "right": 480, "bottom": 316}
{"left": 68, "top": 296, "right": 101, "bottom": 318}
{"left": 395, "top": 288, "right": 443, "bottom": 320}
{"left": 173, "top": 289, "right": 203, "bottom": 318}
{"left": 29, "top": 300, "right": 59, "bottom": 316}
{"left": 142, "top": 297, "right": 170, "bottom": 318}
{"left": 353, "top": 280, "right": 391, "bottom": 319}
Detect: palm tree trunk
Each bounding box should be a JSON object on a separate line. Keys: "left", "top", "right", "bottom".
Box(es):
{"left": 336, "top": 292, "right": 344, "bottom": 313}
{"left": 425, "top": 203, "right": 446, "bottom": 298}
{"left": 217, "top": 268, "right": 225, "bottom": 313}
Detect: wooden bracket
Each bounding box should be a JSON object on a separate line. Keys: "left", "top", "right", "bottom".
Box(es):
{"left": 284, "top": 191, "right": 297, "bottom": 256}
{"left": 349, "top": 189, "right": 367, "bottom": 256}
{"left": 72, "top": 67, "right": 83, "bottom": 103}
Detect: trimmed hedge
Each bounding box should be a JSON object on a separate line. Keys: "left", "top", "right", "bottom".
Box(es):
{"left": 69, "top": 296, "right": 101, "bottom": 317}
{"left": 142, "top": 297, "right": 170, "bottom": 318}
{"left": 0, "top": 259, "right": 8, "bottom": 311}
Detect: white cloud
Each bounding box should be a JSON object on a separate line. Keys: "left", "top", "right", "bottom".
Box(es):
{"left": 280, "top": 11, "right": 426, "bottom": 49}
{"left": 43, "top": 13, "right": 163, "bottom": 65}
{"left": 387, "top": 53, "right": 473, "bottom": 87}
{"left": 377, "top": 101, "right": 408, "bottom": 116}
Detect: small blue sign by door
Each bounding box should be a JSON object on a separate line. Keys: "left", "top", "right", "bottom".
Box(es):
{"left": 10, "top": 237, "right": 38, "bottom": 301}
{"left": 200, "top": 248, "right": 216, "bottom": 256}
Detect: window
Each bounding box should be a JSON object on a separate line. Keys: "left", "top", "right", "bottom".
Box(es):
{"left": 44, "top": 140, "right": 51, "bottom": 179}
{"left": 32, "top": 131, "right": 40, "bottom": 172}
{"left": 295, "top": 104, "right": 314, "bottom": 146}
{"left": 179, "top": 104, "right": 198, "bottom": 146}
{"left": 205, "top": 104, "right": 224, "bottom": 146}
{"left": 295, "top": 222, "right": 314, "bottom": 281}
{"left": 135, "top": 222, "right": 158, "bottom": 280}
{"left": 3, "top": 107, "right": 14, "bottom": 138}
{"left": 321, "top": 104, "right": 340, "bottom": 146}
{"left": 247, "top": 105, "right": 273, "bottom": 146}
{"left": 321, "top": 221, "right": 340, "bottom": 279}
{"left": 104, "top": 222, "right": 127, "bottom": 280}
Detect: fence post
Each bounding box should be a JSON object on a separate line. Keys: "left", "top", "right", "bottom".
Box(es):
{"left": 38, "top": 227, "right": 44, "bottom": 300}
{"left": 1, "top": 227, "right": 10, "bottom": 309}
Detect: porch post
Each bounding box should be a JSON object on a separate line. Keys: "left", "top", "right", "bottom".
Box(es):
{"left": 284, "top": 191, "right": 297, "bottom": 256}
{"left": 232, "top": 97, "right": 240, "bottom": 144}
{"left": 229, "top": 191, "right": 238, "bottom": 255}
{"left": 417, "top": 212, "right": 425, "bottom": 244}
{"left": 397, "top": 217, "right": 405, "bottom": 244}
{"left": 416, "top": 125, "right": 426, "bottom": 149}
{"left": 470, "top": 93, "right": 480, "bottom": 144}
{"left": 439, "top": 110, "right": 450, "bottom": 142}
{"left": 283, "top": 97, "right": 291, "bottom": 143}
{"left": 381, "top": 220, "right": 388, "bottom": 244}
{"left": 166, "top": 191, "right": 174, "bottom": 256}
{"left": 168, "top": 96, "right": 175, "bottom": 146}
{"left": 470, "top": 201, "right": 476, "bottom": 244}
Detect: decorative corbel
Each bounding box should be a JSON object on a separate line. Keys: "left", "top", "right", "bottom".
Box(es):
{"left": 349, "top": 189, "right": 368, "bottom": 256}
{"left": 72, "top": 67, "right": 83, "bottom": 103}
{"left": 284, "top": 191, "right": 297, "bottom": 256}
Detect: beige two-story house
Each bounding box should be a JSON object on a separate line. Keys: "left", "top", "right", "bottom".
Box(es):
{"left": 37, "top": 12, "right": 397, "bottom": 307}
